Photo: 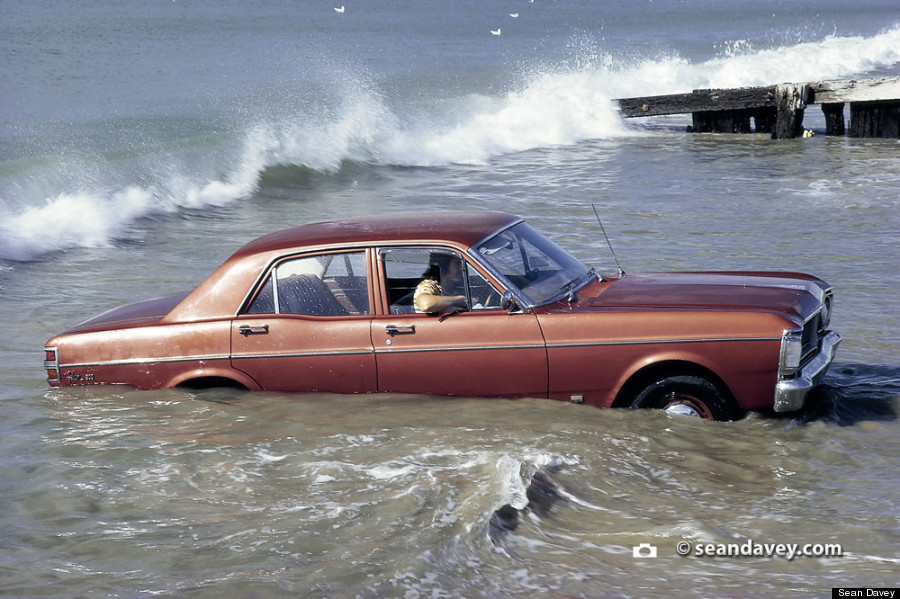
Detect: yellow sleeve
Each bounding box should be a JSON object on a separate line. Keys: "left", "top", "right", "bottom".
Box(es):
{"left": 413, "top": 279, "right": 441, "bottom": 313}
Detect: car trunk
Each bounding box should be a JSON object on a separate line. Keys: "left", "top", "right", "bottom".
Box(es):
{"left": 61, "top": 291, "right": 191, "bottom": 334}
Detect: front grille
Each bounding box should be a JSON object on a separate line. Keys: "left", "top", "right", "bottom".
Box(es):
{"left": 801, "top": 311, "right": 822, "bottom": 363}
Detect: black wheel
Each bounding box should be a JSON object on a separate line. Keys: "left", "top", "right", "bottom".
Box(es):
{"left": 630, "top": 375, "right": 735, "bottom": 421}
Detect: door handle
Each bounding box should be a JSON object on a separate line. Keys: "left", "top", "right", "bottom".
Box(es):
{"left": 385, "top": 324, "right": 415, "bottom": 336}
{"left": 239, "top": 325, "right": 269, "bottom": 336}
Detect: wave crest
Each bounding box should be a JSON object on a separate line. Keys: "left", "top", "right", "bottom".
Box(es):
{"left": 2, "top": 25, "right": 898, "bottom": 262}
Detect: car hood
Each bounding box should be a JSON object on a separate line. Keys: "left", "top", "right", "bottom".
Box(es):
{"left": 581, "top": 272, "right": 826, "bottom": 323}
{"left": 61, "top": 291, "right": 191, "bottom": 334}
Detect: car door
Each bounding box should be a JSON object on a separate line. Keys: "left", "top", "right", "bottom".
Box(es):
{"left": 231, "top": 250, "right": 376, "bottom": 392}
{"left": 373, "top": 247, "right": 548, "bottom": 397}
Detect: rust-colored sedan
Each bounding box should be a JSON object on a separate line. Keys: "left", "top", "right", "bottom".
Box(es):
{"left": 44, "top": 211, "right": 841, "bottom": 421}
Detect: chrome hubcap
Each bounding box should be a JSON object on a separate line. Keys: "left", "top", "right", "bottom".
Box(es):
{"left": 664, "top": 402, "right": 703, "bottom": 417}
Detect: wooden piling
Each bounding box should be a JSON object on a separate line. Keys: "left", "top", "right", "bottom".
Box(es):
{"left": 812, "top": 78, "right": 900, "bottom": 138}
{"left": 849, "top": 101, "right": 900, "bottom": 138}
{"left": 751, "top": 108, "right": 777, "bottom": 134}
{"left": 691, "top": 110, "right": 751, "bottom": 134}
{"left": 772, "top": 83, "right": 809, "bottom": 140}
{"left": 821, "top": 103, "right": 845, "bottom": 136}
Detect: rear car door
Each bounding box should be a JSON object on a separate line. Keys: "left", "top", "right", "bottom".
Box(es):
{"left": 231, "top": 250, "right": 376, "bottom": 392}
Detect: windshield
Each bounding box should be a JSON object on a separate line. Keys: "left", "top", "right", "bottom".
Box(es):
{"left": 474, "top": 222, "right": 594, "bottom": 306}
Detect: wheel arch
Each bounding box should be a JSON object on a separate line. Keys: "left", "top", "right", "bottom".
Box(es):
{"left": 611, "top": 360, "right": 736, "bottom": 410}
{"left": 168, "top": 368, "right": 260, "bottom": 391}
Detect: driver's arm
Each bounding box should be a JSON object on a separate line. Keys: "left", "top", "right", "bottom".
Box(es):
{"left": 413, "top": 280, "right": 467, "bottom": 314}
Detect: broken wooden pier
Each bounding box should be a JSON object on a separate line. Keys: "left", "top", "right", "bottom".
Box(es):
{"left": 615, "top": 77, "right": 900, "bottom": 139}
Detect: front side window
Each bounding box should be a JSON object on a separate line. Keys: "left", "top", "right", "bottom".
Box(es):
{"left": 381, "top": 247, "right": 501, "bottom": 314}
{"left": 476, "top": 222, "right": 593, "bottom": 306}
{"left": 246, "top": 251, "right": 369, "bottom": 316}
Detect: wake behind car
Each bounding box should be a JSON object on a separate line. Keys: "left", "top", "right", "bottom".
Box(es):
{"left": 44, "top": 211, "right": 841, "bottom": 421}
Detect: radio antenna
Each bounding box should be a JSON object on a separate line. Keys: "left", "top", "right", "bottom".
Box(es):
{"left": 591, "top": 203, "right": 625, "bottom": 277}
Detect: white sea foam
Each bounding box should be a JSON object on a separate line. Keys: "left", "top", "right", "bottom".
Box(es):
{"left": 698, "top": 26, "right": 900, "bottom": 89}
{"left": 1, "top": 26, "right": 897, "bottom": 262}
{"left": 0, "top": 186, "right": 159, "bottom": 261}
{"left": 385, "top": 70, "right": 627, "bottom": 166}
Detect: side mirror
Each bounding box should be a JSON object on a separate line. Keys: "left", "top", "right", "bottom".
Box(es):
{"left": 500, "top": 290, "right": 519, "bottom": 313}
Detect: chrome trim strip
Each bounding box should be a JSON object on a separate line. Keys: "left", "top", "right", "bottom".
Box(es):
{"left": 271, "top": 266, "right": 281, "bottom": 314}
{"left": 233, "top": 349, "right": 374, "bottom": 360}
{"left": 59, "top": 354, "right": 232, "bottom": 369}
{"left": 546, "top": 336, "right": 780, "bottom": 349}
{"left": 375, "top": 344, "right": 545, "bottom": 354}
{"left": 63, "top": 347, "right": 382, "bottom": 368}
{"left": 376, "top": 336, "right": 776, "bottom": 355}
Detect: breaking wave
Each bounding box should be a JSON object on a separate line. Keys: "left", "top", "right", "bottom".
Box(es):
{"left": 1, "top": 25, "right": 898, "bottom": 262}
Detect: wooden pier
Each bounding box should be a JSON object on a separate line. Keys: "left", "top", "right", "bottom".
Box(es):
{"left": 615, "top": 77, "right": 900, "bottom": 139}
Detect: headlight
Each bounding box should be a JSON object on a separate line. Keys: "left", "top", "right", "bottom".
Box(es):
{"left": 780, "top": 329, "right": 803, "bottom": 376}
{"left": 821, "top": 294, "right": 833, "bottom": 328}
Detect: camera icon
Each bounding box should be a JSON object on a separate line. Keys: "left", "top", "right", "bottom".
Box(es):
{"left": 632, "top": 543, "right": 658, "bottom": 558}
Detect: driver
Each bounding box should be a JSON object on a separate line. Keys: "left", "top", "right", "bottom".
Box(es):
{"left": 413, "top": 254, "right": 468, "bottom": 314}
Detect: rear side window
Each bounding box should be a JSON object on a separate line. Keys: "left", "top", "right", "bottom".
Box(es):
{"left": 246, "top": 252, "right": 369, "bottom": 316}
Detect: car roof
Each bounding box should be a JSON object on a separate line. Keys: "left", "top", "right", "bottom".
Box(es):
{"left": 231, "top": 211, "right": 521, "bottom": 258}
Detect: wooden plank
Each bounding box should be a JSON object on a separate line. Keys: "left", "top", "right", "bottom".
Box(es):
{"left": 615, "top": 77, "right": 900, "bottom": 118}
{"left": 616, "top": 86, "right": 776, "bottom": 117}
{"left": 810, "top": 77, "right": 900, "bottom": 104}
{"left": 616, "top": 91, "right": 701, "bottom": 117}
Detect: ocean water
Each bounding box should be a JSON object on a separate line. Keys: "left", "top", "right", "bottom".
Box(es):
{"left": 1, "top": 0, "right": 899, "bottom": 597}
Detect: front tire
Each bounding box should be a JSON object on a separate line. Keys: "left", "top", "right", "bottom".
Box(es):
{"left": 630, "top": 375, "right": 735, "bottom": 421}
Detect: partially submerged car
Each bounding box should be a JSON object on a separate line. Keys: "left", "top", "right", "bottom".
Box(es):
{"left": 44, "top": 211, "right": 841, "bottom": 421}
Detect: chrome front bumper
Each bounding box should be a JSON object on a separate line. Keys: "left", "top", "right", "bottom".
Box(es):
{"left": 774, "top": 330, "right": 842, "bottom": 412}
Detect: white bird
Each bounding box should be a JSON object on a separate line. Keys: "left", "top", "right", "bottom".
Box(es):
{"left": 510, "top": 13, "right": 519, "bottom": 17}
{"left": 491, "top": 28, "right": 501, "bottom": 35}
{"left": 334, "top": 6, "right": 345, "bottom": 13}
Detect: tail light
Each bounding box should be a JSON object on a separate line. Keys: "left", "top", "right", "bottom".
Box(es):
{"left": 43, "top": 347, "right": 59, "bottom": 383}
